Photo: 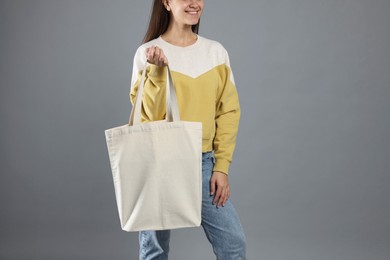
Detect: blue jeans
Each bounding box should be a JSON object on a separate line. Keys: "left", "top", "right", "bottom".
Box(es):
{"left": 139, "top": 151, "right": 247, "bottom": 260}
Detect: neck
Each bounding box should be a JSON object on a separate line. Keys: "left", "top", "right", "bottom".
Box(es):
{"left": 162, "top": 23, "right": 197, "bottom": 47}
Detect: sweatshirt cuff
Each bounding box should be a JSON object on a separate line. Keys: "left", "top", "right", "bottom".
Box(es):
{"left": 213, "top": 158, "right": 231, "bottom": 175}
{"left": 147, "top": 63, "right": 167, "bottom": 78}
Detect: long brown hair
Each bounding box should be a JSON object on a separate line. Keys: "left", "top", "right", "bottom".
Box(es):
{"left": 143, "top": 0, "right": 200, "bottom": 43}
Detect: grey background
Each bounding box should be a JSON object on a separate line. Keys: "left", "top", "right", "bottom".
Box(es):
{"left": 1, "top": 0, "right": 389, "bottom": 259}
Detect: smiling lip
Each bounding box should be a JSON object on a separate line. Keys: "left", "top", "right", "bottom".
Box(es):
{"left": 186, "top": 11, "right": 198, "bottom": 15}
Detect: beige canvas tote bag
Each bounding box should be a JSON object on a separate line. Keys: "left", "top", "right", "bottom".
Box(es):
{"left": 105, "top": 65, "right": 202, "bottom": 232}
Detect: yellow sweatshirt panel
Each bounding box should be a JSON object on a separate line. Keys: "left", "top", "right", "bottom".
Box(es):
{"left": 130, "top": 63, "right": 240, "bottom": 175}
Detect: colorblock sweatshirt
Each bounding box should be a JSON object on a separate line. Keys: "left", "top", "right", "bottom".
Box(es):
{"left": 129, "top": 35, "right": 240, "bottom": 175}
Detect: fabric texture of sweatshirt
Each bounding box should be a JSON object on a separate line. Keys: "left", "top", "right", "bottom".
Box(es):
{"left": 129, "top": 35, "right": 240, "bottom": 175}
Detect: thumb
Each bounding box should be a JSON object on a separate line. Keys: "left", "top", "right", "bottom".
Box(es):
{"left": 210, "top": 175, "right": 216, "bottom": 196}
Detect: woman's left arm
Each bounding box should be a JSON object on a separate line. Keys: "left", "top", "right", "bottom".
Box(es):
{"left": 213, "top": 50, "right": 241, "bottom": 175}
{"left": 211, "top": 49, "right": 241, "bottom": 207}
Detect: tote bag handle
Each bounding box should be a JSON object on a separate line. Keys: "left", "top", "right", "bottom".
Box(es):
{"left": 129, "top": 64, "right": 180, "bottom": 126}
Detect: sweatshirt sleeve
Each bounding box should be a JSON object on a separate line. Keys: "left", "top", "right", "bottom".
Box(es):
{"left": 129, "top": 46, "right": 167, "bottom": 122}
{"left": 213, "top": 49, "right": 241, "bottom": 175}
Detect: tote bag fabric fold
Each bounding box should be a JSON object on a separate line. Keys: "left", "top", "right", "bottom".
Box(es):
{"left": 105, "top": 65, "right": 203, "bottom": 232}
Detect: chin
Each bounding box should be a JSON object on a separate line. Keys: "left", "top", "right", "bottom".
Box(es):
{"left": 187, "top": 19, "right": 200, "bottom": 25}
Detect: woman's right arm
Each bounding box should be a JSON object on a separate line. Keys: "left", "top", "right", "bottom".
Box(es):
{"left": 129, "top": 46, "right": 169, "bottom": 122}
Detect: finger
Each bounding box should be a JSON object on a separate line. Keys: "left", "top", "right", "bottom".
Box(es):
{"left": 218, "top": 188, "right": 227, "bottom": 208}
{"left": 157, "top": 49, "right": 166, "bottom": 66}
{"left": 145, "top": 47, "right": 151, "bottom": 61}
{"left": 150, "top": 46, "right": 156, "bottom": 62}
{"left": 146, "top": 47, "right": 155, "bottom": 63}
{"left": 154, "top": 46, "right": 160, "bottom": 61}
{"left": 153, "top": 46, "right": 159, "bottom": 58}
{"left": 222, "top": 197, "right": 227, "bottom": 207}
{"left": 222, "top": 186, "right": 230, "bottom": 207}
{"left": 213, "top": 186, "right": 222, "bottom": 205}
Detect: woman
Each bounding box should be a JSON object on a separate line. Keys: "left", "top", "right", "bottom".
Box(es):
{"left": 130, "top": 0, "right": 247, "bottom": 259}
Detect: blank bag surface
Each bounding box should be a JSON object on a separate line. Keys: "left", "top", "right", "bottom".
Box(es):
{"left": 105, "top": 65, "right": 202, "bottom": 232}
